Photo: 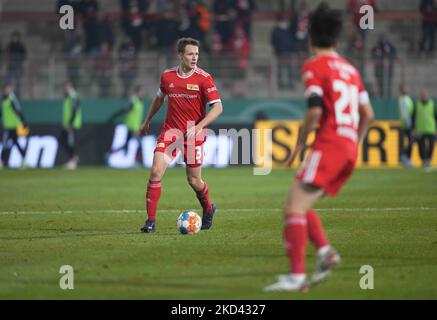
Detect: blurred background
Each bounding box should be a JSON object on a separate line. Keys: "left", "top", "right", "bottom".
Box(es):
{"left": 0, "top": 0, "right": 436, "bottom": 168}
{"left": 1, "top": 0, "right": 434, "bottom": 99}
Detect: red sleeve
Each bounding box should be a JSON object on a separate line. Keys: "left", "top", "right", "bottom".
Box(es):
{"left": 302, "top": 62, "right": 324, "bottom": 98}
{"left": 357, "top": 73, "right": 370, "bottom": 105}
{"left": 158, "top": 73, "right": 166, "bottom": 97}
{"left": 202, "top": 75, "right": 221, "bottom": 106}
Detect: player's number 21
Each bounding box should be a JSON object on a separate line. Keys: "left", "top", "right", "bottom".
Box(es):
{"left": 333, "top": 80, "right": 359, "bottom": 129}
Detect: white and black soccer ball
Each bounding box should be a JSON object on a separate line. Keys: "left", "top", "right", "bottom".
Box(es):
{"left": 177, "top": 211, "right": 202, "bottom": 235}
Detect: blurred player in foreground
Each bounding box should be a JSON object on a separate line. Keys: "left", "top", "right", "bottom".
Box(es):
{"left": 139, "top": 38, "right": 223, "bottom": 233}
{"left": 0, "top": 83, "right": 29, "bottom": 168}
{"left": 264, "top": 3, "right": 375, "bottom": 292}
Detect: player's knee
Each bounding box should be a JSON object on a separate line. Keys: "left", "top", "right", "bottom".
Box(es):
{"left": 284, "top": 205, "right": 306, "bottom": 216}
{"left": 187, "top": 175, "right": 202, "bottom": 188}
{"left": 150, "top": 167, "right": 164, "bottom": 181}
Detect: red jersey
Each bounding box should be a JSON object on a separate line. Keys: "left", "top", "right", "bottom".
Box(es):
{"left": 302, "top": 52, "right": 370, "bottom": 152}
{"left": 157, "top": 66, "right": 221, "bottom": 134}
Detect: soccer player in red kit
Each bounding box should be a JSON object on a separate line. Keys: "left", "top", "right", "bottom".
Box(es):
{"left": 140, "top": 38, "right": 223, "bottom": 233}
{"left": 264, "top": 3, "right": 375, "bottom": 292}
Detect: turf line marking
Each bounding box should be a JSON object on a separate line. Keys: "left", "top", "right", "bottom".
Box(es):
{"left": 0, "top": 207, "right": 435, "bottom": 215}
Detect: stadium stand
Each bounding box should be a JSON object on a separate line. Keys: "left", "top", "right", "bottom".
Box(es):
{"left": 0, "top": 0, "right": 434, "bottom": 99}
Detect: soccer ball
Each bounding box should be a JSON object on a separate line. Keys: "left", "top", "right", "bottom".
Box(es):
{"left": 177, "top": 211, "right": 202, "bottom": 235}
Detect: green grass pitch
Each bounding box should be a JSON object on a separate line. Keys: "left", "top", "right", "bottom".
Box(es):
{"left": 0, "top": 167, "right": 436, "bottom": 299}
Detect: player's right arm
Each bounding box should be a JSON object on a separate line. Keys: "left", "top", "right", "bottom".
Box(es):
{"left": 141, "top": 74, "right": 167, "bottom": 135}
{"left": 357, "top": 103, "right": 374, "bottom": 144}
{"left": 286, "top": 96, "right": 323, "bottom": 168}
{"left": 140, "top": 95, "right": 165, "bottom": 135}
{"left": 286, "top": 62, "right": 323, "bottom": 168}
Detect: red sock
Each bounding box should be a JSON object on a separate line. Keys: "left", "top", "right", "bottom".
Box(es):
{"left": 196, "top": 182, "right": 212, "bottom": 214}
{"left": 306, "top": 209, "right": 329, "bottom": 250}
{"left": 146, "top": 180, "right": 161, "bottom": 222}
{"left": 284, "top": 214, "right": 308, "bottom": 274}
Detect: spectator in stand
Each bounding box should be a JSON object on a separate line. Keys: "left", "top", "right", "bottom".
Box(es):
{"left": 77, "top": 0, "right": 100, "bottom": 55}
{"left": 419, "top": 0, "right": 437, "bottom": 56}
{"left": 290, "top": 0, "right": 309, "bottom": 62}
{"left": 64, "top": 34, "right": 83, "bottom": 88}
{"left": 232, "top": 0, "right": 256, "bottom": 40}
{"left": 156, "top": 10, "right": 180, "bottom": 67}
{"left": 213, "top": 0, "right": 235, "bottom": 48}
{"left": 56, "top": 0, "right": 79, "bottom": 12}
{"left": 271, "top": 13, "right": 295, "bottom": 89}
{"left": 57, "top": 0, "right": 80, "bottom": 66}
{"left": 371, "top": 34, "right": 397, "bottom": 97}
{"left": 209, "top": 32, "right": 226, "bottom": 78}
{"left": 94, "top": 43, "right": 113, "bottom": 98}
{"left": 120, "top": 0, "right": 147, "bottom": 12}
{"left": 121, "top": 2, "right": 145, "bottom": 51}
{"left": 99, "top": 13, "right": 115, "bottom": 51}
{"left": 5, "top": 32, "right": 27, "bottom": 98}
{"left": 211, "top": 32, "right": 223, "bottom": 55}
{"left": 143, "top": 0, "right": 171, "bottom": 48}
{"left": 183, "top": 0, "right": 211, "bottom": 52}
{"left": 227, "top": 24, "right": 251, "bottom": 96}
{"left": 347, "top": 27, "right": 366, "bottom": 80}
{"left": 118, "top": 37, "right": 138, "bottom": 98}
{"left": 346, "top": 0, "right": 378, "bottom": 43}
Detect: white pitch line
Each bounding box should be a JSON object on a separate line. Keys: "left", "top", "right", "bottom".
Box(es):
{"left": 0, "top": 207, "right": 435, "bottom": 215}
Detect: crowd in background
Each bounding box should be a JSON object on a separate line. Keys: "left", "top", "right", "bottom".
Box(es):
{"left": 0, "top": 0, "right": 436, "bottom": 98}
{"left": 271, "top": 0, "right": 437, "bottom": 98}
{"left": 50, "top": 0, "right": 256, "bottom": 98}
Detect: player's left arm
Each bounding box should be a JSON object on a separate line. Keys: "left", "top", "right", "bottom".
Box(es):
{"left": 187, "top": 76, "right": 223, "bottom": 140}
{"left": 187, "top": 102, "right": 222, "bottom": 141}
{"left": 197, "top": 102, "right": 223, "bottom": 130}
{"left": 200, "top": 76, "right": 223, "bottom": 129}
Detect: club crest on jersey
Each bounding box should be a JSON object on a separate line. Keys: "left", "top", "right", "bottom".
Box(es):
{"left": 186, "top": 84, "right": 199, "bottom": 91}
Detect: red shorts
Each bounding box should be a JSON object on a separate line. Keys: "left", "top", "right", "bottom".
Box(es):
{"left": 296, "top": 146, "right": 357, "bottom": 196}
{"left": 154, "top": 132, "right": 204, "bottom": 168}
